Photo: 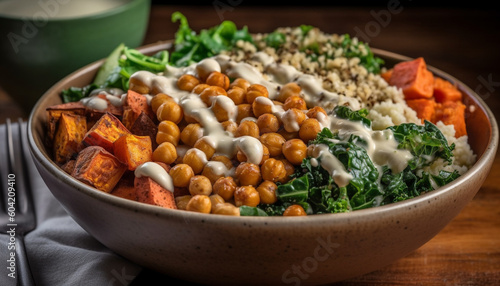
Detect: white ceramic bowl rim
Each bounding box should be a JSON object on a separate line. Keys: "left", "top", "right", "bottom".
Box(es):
{"left": 27, "top": 44, "right": 499, "bottom": 226}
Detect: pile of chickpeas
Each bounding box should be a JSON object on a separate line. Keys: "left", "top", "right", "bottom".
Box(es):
{"left": 130, "top": 68, "right": 327, "bottom": 216}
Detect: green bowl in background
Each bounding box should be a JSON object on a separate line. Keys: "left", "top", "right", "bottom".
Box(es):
{"left": 0, "top": 0, "right": 151, "bottom": 114}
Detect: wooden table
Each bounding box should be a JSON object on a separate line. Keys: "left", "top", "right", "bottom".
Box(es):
{"left": 3, "top": 4, "right": 499, "bottom": 285}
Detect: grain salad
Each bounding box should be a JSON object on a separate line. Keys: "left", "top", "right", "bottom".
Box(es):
{"left": 47, "top": 12, "right": 476, "bottom": 216}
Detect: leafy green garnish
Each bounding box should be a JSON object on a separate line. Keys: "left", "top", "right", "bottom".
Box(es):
{"left": 333, "top": 105, "right": 371, "bottom": 128}
{"left": 387, "top": 120, "right": 455, "bottom": 170}
{"left": 264, "top": 31, "right": 286, "bottom": 49}
{"left": 170, "top": 11, "right": 253, "bottom": 67}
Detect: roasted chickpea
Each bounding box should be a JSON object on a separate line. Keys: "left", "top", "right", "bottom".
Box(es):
{"left": 174, "top": 144, "right": 189, "bottom": 165}
{"left": 260, "top": 158, "right": 287, "bottom": 183}
{"left": 175, "top": 195, "right": 192, "bottom": 210}
{"left": 283, "top": 204, "right": 307, "bottom": 216}
{"left": 182, "top": 148, "right": 207, "bottom": 174}
{"left": 157, "top": 120, "right": 180, "bottom": 146}
{"left": 213, "top": 176, "right": 238, "bottom": 200}
{"left": 221, "top": 120, "right": 238, "bottom": 135}
{"left": 282, "top": 108, "right": 306, "bottom": 133}
{"left": 192, "top": 83, "right": 211, "bottom": 94}
{"left": 235, "top": 162, "right": 262, "bottom": 187}
{"left": 202, "top": 161, "right": 230, "bottom": 184}
{"left": 276, "top": 82, "right": 301, "bottom": 102}
{"left": 234, "top": 186, "right": 260, "bottom": 207}
{"left": 246, "top": 84, "right": 269, "bottom": 104}
{"left": 157, "top": 100, "right": 183, "bottom": 124}
{"left": 177, "top": 74, "right": 201, "bottom": 92}
{"left": 283, "top": 95, "right": 307, "bottom": 110}
{"left": 188, "top": 175, "right": 213, "bottom": 196}
{"left": 227, "top": 86, "right": 247, "bottom": 105}
{"left": 278, "top": 158, "right": 294, "bottom": 183}
{"left": 236, "top": 144, "right": 269, "bottom": 165}
{"left": 236, "top": 104, "right": 254, "bottom": 123}
{"left": 306, "top": 106, "right": 328, "bottom": 119}
{"left": 211, "top": 96, "right": 237, "bottom": 122}
{"left": 180, "top": 123, "right": 204, "bottom": 147}
{"left": 257, "top": 113, "right": 280, "bottom": 134}
{"left": 256, "top": 180, "right": 278, "bottom": 205}
{"left": 234, "top": 120, "right": 260, "bottom": 138}
{"left": 169, "top": 163, "right": 195, "bottom": 188}
{"left": 151, "top": 93, "right": 174, "bottom": 114}
{"left": 152, "top": 142, "right": 177, "bottom": 165}
{"left": 199, "top": 86, "right": 227, "bottom": 106}
{"left": 211, "top": 155, "right": 234, "bottom": 170}
{"left": 212, "top": 202, "right": 240, "bottom": 216}
{"left": 209, "top": 194, "right": 225, "bottom": 212}
{"left": 206, "top": 71, "right": 230, "bottom": 90}
{"left": 299, "top": 118, "right": 322, "bottom": 143}
{"left": 230, "top": 78, "right": 251, "bottom": 91}
{"left": 128, "top": 76, "right": 150, "bottom": 94}
{"left": 186, "top": 195, "right": 212, "bottom": 213}
{"left": 193, "top": 137, "right": 216, "bottom": 159}
{"left": 195, "top": 58, "right": 220, "bottom": 80}
{"left": 260, "top": 132, "right": 286, "bottom": 157}
{"left": 252, "top": 96, "right": 274, "bottom": 117}
{"left": 282, "top": 139, "right": 307, "bottom": 165}
{"left": 278, "top": 128, "right": 300, "bottom": 141}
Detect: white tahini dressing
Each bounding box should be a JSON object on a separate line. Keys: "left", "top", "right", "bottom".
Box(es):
{"left": 134, "top": 162, "right": 174, "bottom": 193}
{"left": 128, "top": 52, "right": 413, "bottom": 188}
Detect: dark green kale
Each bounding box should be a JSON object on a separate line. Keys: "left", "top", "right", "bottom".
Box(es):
{"left": 387, "top": 120, "right": 455, "bottom": 170}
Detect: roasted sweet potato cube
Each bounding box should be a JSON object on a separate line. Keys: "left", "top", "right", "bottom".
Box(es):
{"left": 434, "top": 100, "right": 467, "bottom": 138}
{"left": 72, "top": 146, "right": 127, "bottom": 193}
{"left": 111, "top": 171, "right": 138, "bottom": 201}
{"left": 135, "top": 176, "right": 177, "bottom": 209}
{"left": 406, "top": 98, "right": 436, "bottom": 124}
{"left": 433, "top": 77, "right": 462, "bottom": 103}
{"left": 61, "top": 159, "right": 76, "bottom": 174}
{"left": 46, "top": 101, "right": 87, "bottom": 142}
{"left": 389, "top": 57, "right": 434, "bottom": 100}
{"left": 53, "top": 113, "right": 87, "bottom": 164}
{"left": 129, "top": 111, "right": 159, "bottom": 149}
{"left": 82, "top": 112, "right": 130, "bottom": 153}
{"left": 122, "top": 90, "right": 155, "bottom": 130}
{"left": 113, "top": 134, "right": 153, "bottom": 171}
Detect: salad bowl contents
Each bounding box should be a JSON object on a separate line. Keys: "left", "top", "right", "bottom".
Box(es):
{"left": 28, "top": 12, "right": 497, "bottom": 285}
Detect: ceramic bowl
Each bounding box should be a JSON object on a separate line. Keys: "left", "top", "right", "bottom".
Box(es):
{"left": 27, "top": 41, "right": 498, "bottom": 285}
{"left": 0, "top": 0, "right": 151, "bottom": 114}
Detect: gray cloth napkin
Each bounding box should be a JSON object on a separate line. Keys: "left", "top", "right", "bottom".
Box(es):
{"left": 0, "top": 121, "right": 142, "bottom": 286}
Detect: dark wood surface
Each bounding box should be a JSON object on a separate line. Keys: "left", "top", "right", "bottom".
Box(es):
{"left": 2, "top": 4, "right": 499, "bottom": 285}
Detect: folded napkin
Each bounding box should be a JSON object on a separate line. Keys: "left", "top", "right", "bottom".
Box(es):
{"left": 0, "top": 121, "right": 142, "bottom": 286}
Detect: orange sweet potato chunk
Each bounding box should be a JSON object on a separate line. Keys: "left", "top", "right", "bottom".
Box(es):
{"left": 46, "top": 101, "right": 87, "bottom": 142}
{"left": 389, "top": 57, "right": 434, "bottom": 100}
{"left": 134, "top": 176, "right": 177, "bottom": 209}
{"left": 433, "top": 77, "right": 462, "bottom": 103}
{"left": 53, "top": 113, "right": 87, "bottom": 164}
{"left": 113, "top": 134, "right": 153, "bottom": 171}
{"left": 406, "top": 98, "right": 436, "bottom": 124}
{"left": 111, "top": 172, "right": 138, "bottom": 201}
{"left": 82, "top": 112, "right": 130, "bottom": 153}
{"left": 434, "top": 100, "right": 467, "bottom": 137}
{"left": 122, "top": 90, "right": 155, "bottom": 130}
{"left": 72, "top": 146, "right": 127, "bottom": 193}
{"left": 380, "top": 68, "right": 393, "bottom": 82}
